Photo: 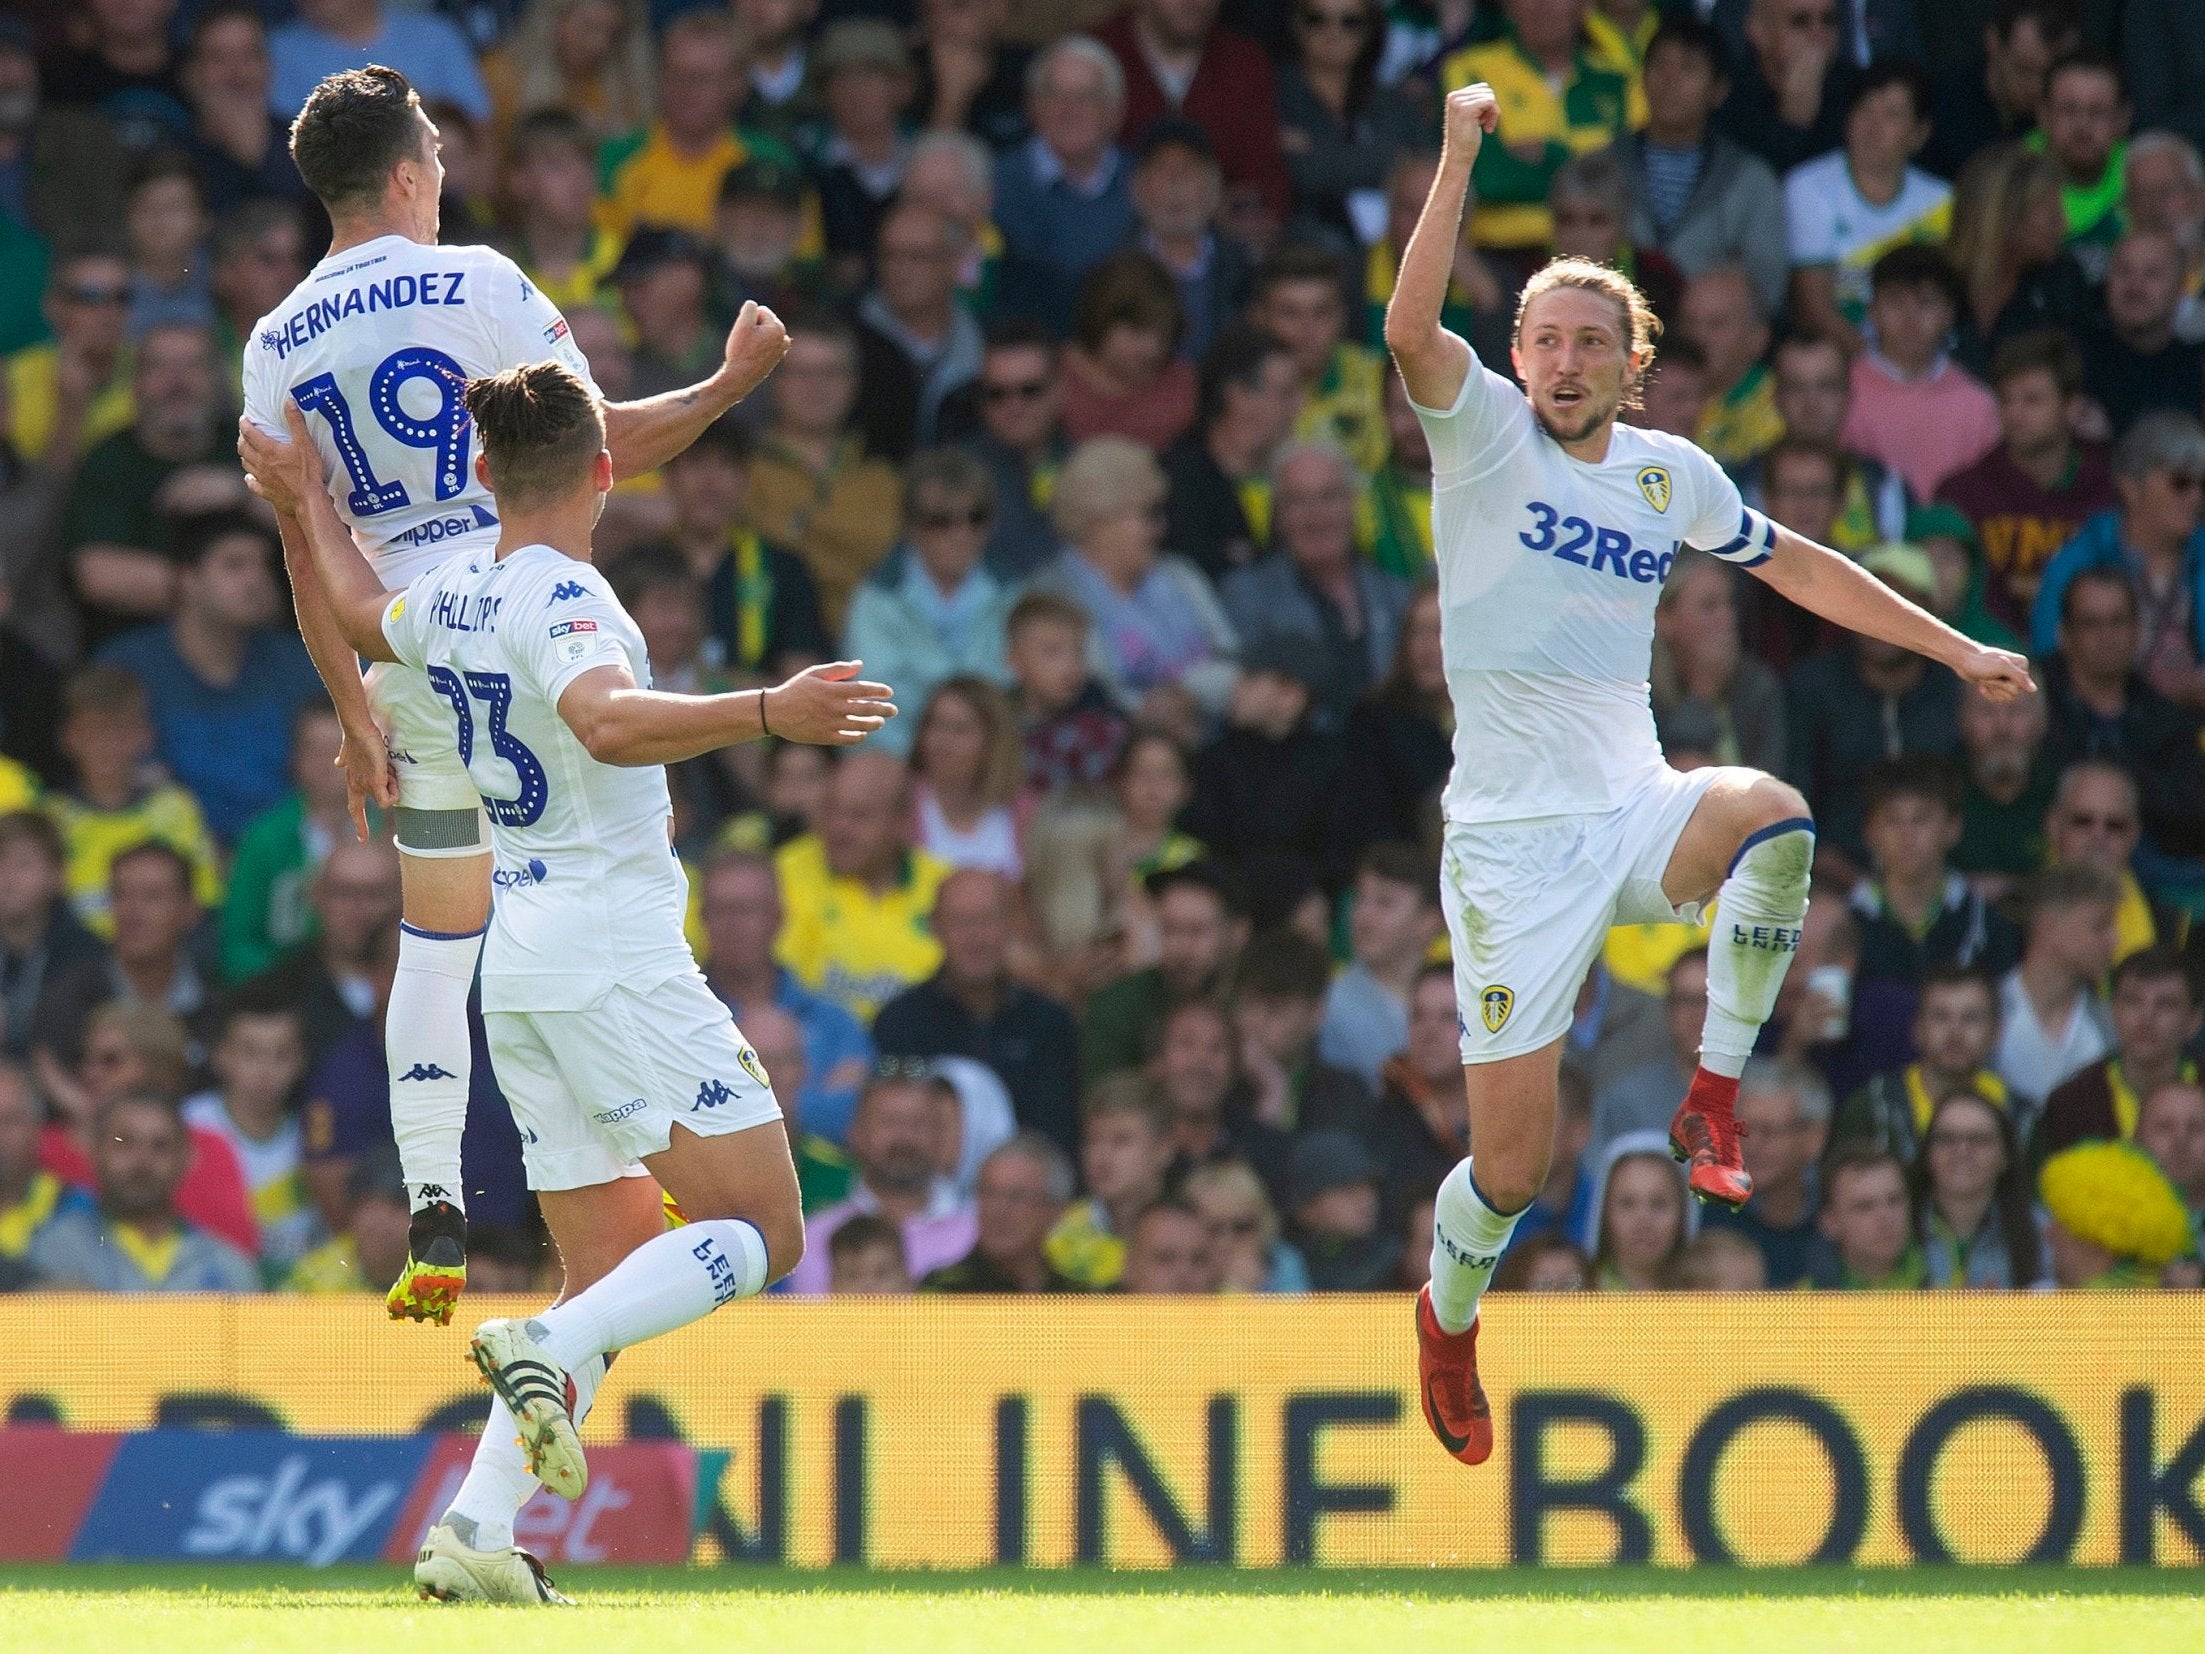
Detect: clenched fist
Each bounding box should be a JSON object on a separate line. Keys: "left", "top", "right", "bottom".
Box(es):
{"left": 1442, "top": 83, "right": 1501, "bottom": 164}
{"left": 720, "top": 300, "right": 792, "bottom": 403}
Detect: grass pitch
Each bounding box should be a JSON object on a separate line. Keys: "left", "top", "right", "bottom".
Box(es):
{"left": 0, "top": 1565, "right": 2189, "bottom": 1654}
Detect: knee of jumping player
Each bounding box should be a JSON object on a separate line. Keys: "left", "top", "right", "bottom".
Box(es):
{"left": 1740, "top": 776, "right": 1813, "bottom": 842}
{"left": 756, "top": 1204, "right": 804, "bottom": 1286}
{"left": 1469, "top": 1152, "right": 1546, "bottom": 1218}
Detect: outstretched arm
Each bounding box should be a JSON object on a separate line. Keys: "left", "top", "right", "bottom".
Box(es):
{"left": 1383, "top": 83, "right": 1498, "bottom": 411}
{"left": 1751, "top": 526, "right": 2035, "bottom": 699}
{"left": 238, "top": 406, "right": 400, "bottom": 666}
{"left": 600, "top": 301, "right": 790, "bottom": 481}
{"left": 558, "top": 659, "right": 896, "bottom": 767}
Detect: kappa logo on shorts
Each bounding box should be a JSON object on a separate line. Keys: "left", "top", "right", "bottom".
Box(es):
{"left": 1636, "top": 464, "right": 1672, "bottom": 513}
{"left": 1479, "top": 985, "right": 1514, "bottom": 1035}
{"left": 692, "top": 1078, "right": 736, "bottom": 1112}
{"left": 593, "top": 1099, "right": 648, "bottom": 1124}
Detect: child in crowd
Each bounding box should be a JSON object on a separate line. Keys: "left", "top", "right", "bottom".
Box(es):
{"left": 1005, "top": 590, "right": 1126, "bottom": 792}
{"left": 1046, "top": 1073, "right": 1176, "bottom": 1288}
{"left": 47, "top": 666, "right": 221, "bottom": 937}
{"left": 181, "top": 990, "right": 317, "bottom": 1279}
{"left": 827, "top": 1212, "right": 914, "bottom": 1295}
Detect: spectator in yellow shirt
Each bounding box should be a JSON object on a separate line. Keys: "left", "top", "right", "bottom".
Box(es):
{"left": 774, "top": 751, "right": 949, "bottom": 1023}
{"left": 6, "top": 247, "right": 136, "bottom": 467}
{"left": 594, "top": 9, "right": 811, "bottom": 244}
{"left": 1249, "top": 243, "right": 1388, "bottom": 477}
{"left": 1443, "top": 0, "right": 1645, "bottom": 252}
{"left": 45, "top": 666, "right": 221, "bottom": 937}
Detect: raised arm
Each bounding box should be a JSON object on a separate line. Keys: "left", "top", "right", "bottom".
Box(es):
{"left": 1751, "top": 524, "right": 2034, "bottom": 699}
{"left": 599, "top": 301, "right": 791, "bottom": 481}
{"left": 1383, "top": 84, "right": 1498, "bottom": 411}
{"left": 238, "top": 404, "right": 400, "bottom": 666}
{"left": 558, "top": 659, "right": 896, "bottom": 767}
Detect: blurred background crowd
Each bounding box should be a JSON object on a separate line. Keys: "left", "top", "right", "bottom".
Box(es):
{"left": 1, "top": 0, "right": 2204, "bottom": 1302}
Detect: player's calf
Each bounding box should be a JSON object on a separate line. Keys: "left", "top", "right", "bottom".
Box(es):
{"left": 1674, "top": 790, "right": 1815, "bottom": 1210}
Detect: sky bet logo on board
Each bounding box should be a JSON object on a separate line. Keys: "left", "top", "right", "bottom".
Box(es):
{"left": 70, "top": 1433, "right": 430, "bottom": 1566}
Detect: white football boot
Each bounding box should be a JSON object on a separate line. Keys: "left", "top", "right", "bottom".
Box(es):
{"left": 467, "top": 1318, "right": 588, "bottom": 1499}
{"left": 414, "top": 1521, "right": 572, "bottom": 1605}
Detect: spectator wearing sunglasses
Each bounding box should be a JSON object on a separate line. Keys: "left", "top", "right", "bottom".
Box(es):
{"left": 843, "top": 450, "right": 1018, "bottom": 757}
{"left": 6, "top": 249, "right": 137, "bottom": 469}
{"left": 1275, "top": 0, "right": 1423, "bottom": 249}
{"left": 2031, "top": 412, "right": 2205, "bottom": 711}
{"left": 948, "top": 321, "right": 1066, "bottom": 582}
{"left": 1715, "top": 0, "right": 1861, "bottom": 176}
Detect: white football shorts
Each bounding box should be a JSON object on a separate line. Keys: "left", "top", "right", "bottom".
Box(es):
{"left": 1442, "top": 762, "right": 1724, "bottom": 1064}
{"left": 363, "top": 658, "right": 486, "bottom": 826}
{"left": 484, "top": 969, "right": 784, "bottom": 1191}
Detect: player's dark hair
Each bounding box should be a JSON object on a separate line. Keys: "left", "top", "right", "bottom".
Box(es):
{"left": 2112, "top": 943, "right": 2200, "bottom": 1006}
{"left": 1863, "top": 754, "right": 1965, "bottom": 824}
{"left": 289, "top": 65, "right": 427, "bottom": 215}
{"left": 1847, "top": 57, "right": 1933, "bottom": 124}
{"left": 1643, "top": 13, "right": 1728, "bottom": 79}
{"left": 1197, "top": 323, "right": 1293, "bottom": 427}
{"left": 1513, "top": 256, "right": 1662, "bottom": 408}
{"left": 2060, "top": 563, "right": 2137, "bottom": 624}
{"left": 1989, "top": 326, "right": 2086, "bottom": 398}
{"left": 463, "top": 360, "right": 606, "bottom": 510}
{"left": 171, "top": 508, "right": 275, "bottom": 572}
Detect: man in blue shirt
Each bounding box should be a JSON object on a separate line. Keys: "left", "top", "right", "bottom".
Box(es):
{"left": 269, "top": 0, "right": 490, "bottom": 125}
{"left": 992, "top": 37, "right": 1133, "bottom": 331}
{"left": 99, "top": 510, "right": 325, "bottom": 844}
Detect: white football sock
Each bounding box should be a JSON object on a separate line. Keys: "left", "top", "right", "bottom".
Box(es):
{"left": 529, "top": 1218, "right": 771, "bottom": 1371}
{"left": 1701, "top": 819, "right": 1815, "bottom": 1079}
{"left": 387, "top": 920, "right": 484, "bottom": 1213}
{"left": 1428, "top": 1158, "right": 1523, "bottom": 1335}
{"left": 443, "top": 1353, "right": 607, "bottom": 1551}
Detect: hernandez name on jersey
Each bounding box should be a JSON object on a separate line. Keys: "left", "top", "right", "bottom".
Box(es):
{"left": 1411, "top": 360, "right": 1775, "bottom": 827}
{"left": 381, "top": 548, "right": 696, "bottom": 1015}
{"left": 243, "top": 235, "right": 599, "bottom": 590}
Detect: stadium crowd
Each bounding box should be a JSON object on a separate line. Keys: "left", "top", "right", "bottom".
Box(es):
{"left": 0, "top": 0, "right": 2203, "bottom": 1301}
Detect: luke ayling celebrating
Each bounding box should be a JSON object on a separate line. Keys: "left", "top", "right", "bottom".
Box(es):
{"left": 240, "top": 363, "right": 895, "bottom": 1602}
{"left": 1387, "top": 84, "right": 2033, "bottom": 1467}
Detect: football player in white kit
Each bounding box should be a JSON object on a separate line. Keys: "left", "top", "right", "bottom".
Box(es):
{"left": 1388, "top": 85, "right": 2035, "bottom": 1466}
{"left": 244, "top": 67, "right": 792, "bottom": 1323}
{"left": 241, "top": 359, "right": 895, "bottom": 1602}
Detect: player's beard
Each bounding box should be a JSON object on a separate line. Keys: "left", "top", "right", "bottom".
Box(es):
{"left": 1533, "top": 384, "right": 1620, "bottom": 447}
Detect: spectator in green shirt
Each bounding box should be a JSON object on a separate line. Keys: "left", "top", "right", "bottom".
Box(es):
{"left": 218, "top": 703, "right": 364, "bottom": 984}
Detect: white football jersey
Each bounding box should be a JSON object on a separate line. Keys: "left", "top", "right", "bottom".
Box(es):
{"left": 381, "top": 545, "right": 693, "bottom": 1012}
{"left": 243, "top": 234, "right": 599, "bottom": 591}
{"left": 1414, "top": 360, "right": 1776, "bottom": 826}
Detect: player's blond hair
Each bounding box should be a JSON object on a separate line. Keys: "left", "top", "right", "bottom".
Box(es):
{"left": 1511, "top": 256, "right": 1662, "bottom": 410}
{"left": 463, "top": 360, "right": 605, "bottom": 509}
